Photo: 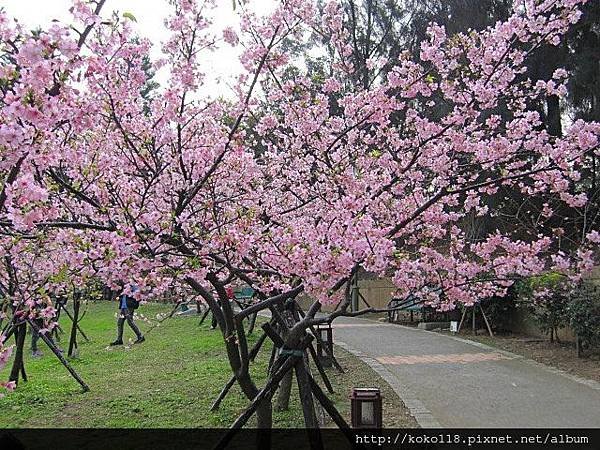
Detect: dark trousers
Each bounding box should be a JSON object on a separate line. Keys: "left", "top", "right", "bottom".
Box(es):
{"left": 31, "top": 318, "right": 57, "bottom": 352}
{"left": 117, "top": 308, "right": 142, "bottom": 340}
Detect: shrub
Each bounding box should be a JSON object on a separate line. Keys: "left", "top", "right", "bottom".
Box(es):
{"left": 568, "top": 282, "right": 600, "bottom": 357}
{"left": 516, "top": 273, "right": 570, "bottom": 342}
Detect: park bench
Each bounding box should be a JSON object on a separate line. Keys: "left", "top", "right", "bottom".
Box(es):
{"left": 387, "top": 287, "right": 446, "bottom": 324}
{"left": 197, "top": 286, "right": 258, "bottom": 333}
{"left": 234, "top": 287, "right": 259, "bottom": 334}
{"left": 234, "top": 286, "right": 255, "bottom": 306}
{"left": 387, "top": 293, "right": 424, "bottom": 323}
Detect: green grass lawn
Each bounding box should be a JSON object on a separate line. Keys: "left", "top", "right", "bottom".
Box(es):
{"left": 1, "top": 301, "right": 415, "bottom": 428}
{"left": 0, "top": 302, "right": 297, "bottom": 427}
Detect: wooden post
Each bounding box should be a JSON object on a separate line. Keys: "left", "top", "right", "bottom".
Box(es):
{"left": 358, "top": 291, "right": 372, "bottom": 308}
{"left": 295, "top": 304, "right": 344, "bottom": 373}
{"left": 28, "top": 319, "right": 89, "bottom": 392}
{"left": 479, "top": 304, "right": 494, "bottom": 338}
{"left": 247, "top": 312, "right": 257, "bottom": 335}
{"left": 211, "top": 376, "right": 237, "bottom": 411}
{"left": 308, "top": 343, "right": 334, "bottom": 394}
{"left": 2, "top": 321, "right": 15, "bottom": 341}
{"left": 457, "top": 307, "right": 467, "bottom": 333}
{"left": 68, "top": 294, "right": 81, "bottom": 357}
{"left": 351, "top": 274, "right": 359, "bottom": 312}
{"left": 229, "top": 358, "right": 293, "bottom": 428}
{"left": 20, "top": 354, "right": 27, "bottom": 381}
{"left": 3, "top": 326, "right": 15, "bottom": 341}
{"left": 307, "top": 372, "right": 349, "bottom": 429}
{"left": 198, "top": 307, "right": 210, "bottom": 325}
{"left": 267, "top": 340, "right": 278, "bottom": 374}
{"left": 214, "top": 349, "right": 303, "bottom": 450}
{"left": 295, "top": 356, "right": 323, "bottom": 450}
{"left": 249, "top": 330, "right": 268, "bottom": 363}
{"left": 472, "top": 305, "right": 477, "bottom": 335}
{"left": 57, "top": 301, "right": 90, "bottom": 342}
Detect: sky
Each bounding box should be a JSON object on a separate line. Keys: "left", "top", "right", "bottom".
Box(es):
{"left": 2, "top": 0, "right": 276, "bottom": 95}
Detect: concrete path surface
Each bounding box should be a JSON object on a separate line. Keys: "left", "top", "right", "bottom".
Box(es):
{"left": 331, "top": 316, "right": 600, "bottom": 428}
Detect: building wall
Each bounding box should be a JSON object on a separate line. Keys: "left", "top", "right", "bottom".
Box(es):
{"left": 507, "top": 308, "right": 577, "bottom": 341}
{"left": 356, "top": 278, "right": 396, "bottom": 310}
{"left": 297, "top": 278, "right": 396, "bottom": 313}
{"left": 296, "top": 293, "right": 325, "bottom": 312}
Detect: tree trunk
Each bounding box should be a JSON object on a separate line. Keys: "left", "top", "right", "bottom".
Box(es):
{"left": 272, "top": 305, "right": 295, "bottom": 410}
{"left": 546, "top": 95, "right": 562, "bottom": 137}
{"left": 256, "top": 397, "right": 273, "bottom": 429}
{"left": 9, "top": 322, "right": 26, "bottom": 385}
{"left": 296, "top": 360, "right": 319, "bottom": 429}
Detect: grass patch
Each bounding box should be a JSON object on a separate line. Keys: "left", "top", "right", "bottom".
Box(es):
{"left": 1, "top": 302, "right": 415, "bottom": 428}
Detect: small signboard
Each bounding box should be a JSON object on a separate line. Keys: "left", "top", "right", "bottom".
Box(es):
{"left": 450, "top": 321, "right": 458, "bottom": 333}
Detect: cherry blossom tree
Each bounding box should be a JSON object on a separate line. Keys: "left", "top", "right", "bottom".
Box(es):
{"left": 0, "top": 0, "right": 111, "bottom": 390}
{"left": 1, "top": 0, "right": 599, "bottom": 436}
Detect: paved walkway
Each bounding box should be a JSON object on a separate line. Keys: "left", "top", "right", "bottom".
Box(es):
{"left": 332, "top": 316, "right": 600, "bottom": 428}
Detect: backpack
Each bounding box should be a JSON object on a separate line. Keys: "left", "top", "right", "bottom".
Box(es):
{"left": 125, "top": 295, "right": 140, "bottom": 310}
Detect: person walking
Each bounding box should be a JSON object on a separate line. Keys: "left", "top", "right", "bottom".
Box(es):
{"left": 110, "top": 283, "right": 145, "bottom": 345}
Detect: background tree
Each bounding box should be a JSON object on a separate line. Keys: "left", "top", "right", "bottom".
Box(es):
{"left": 568, "top": 281, "right": 600, "bottom": 356}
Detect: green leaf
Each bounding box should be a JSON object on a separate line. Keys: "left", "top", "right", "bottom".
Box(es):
{"left": 393, "top": 250, "right": 405, "bottom": 259}
{"left": 188, "top": 256, "right": 201, "bottom": 269}
{"left": 122, "top": 12, "right": 137, "bottom": 22}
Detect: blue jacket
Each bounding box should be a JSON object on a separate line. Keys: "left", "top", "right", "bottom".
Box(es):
{"left": 119, "top": 284, "right": 139, "bottom": 309}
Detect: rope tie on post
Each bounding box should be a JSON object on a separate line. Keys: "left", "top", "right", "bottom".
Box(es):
{"left": 278, "top": 348, "right": 304, "bottom": 357}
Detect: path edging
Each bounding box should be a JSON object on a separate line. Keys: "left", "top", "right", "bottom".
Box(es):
{"left": 336, "top": 340, "right": 442, "bottom": 428}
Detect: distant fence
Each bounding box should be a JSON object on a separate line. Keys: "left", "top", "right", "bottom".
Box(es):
{"left": 298, "top": 267, "right": 600, "bottom": 342}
